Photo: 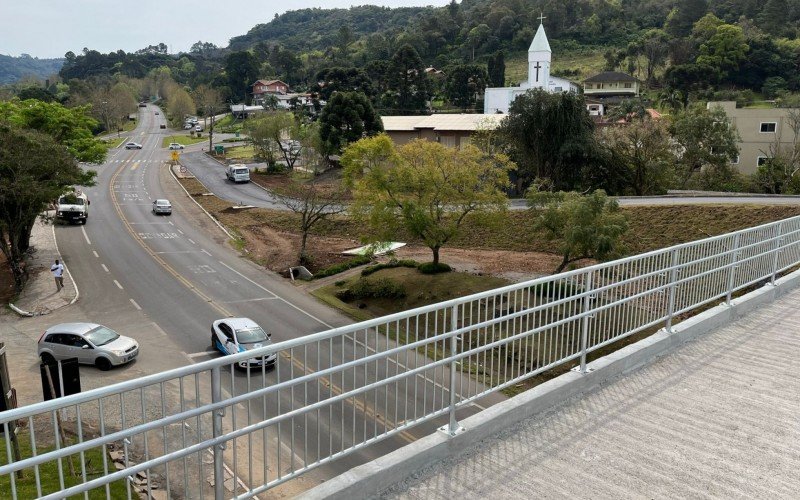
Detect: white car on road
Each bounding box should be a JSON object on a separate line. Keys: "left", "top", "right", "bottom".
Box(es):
{"left": 125, "top": 142, "right": 143, "bottom": 149}
{"left": 168, "top": 142, "right": 185, "bottom": 150}
{"left": 211, "top": 317, "right": 276, "bottom": 370}
{"left": 38, "top": 323, "right": 139, "bottom": 371}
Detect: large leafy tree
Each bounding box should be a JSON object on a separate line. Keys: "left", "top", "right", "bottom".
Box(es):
{"left": 342, "top": 135, "right": 514, "bottom": 265}
{"left": 601, "top": 119, "right": 675, "bottom": 195}
{"left": 0, "top": 123, "right": 96, "bottom": 289}
{"left": 314, "top": 67, "right": 375, "bottom": 102}
{"left": 696, "top": 24, "right": 749, "bottom": 79}
{"left": 528, "top": 190, "right": 628, "bottom": 273}
{"left": 318, "top": 91, "right": 382, "bottom": 156}
{"left": 444, "top": 64, "right": 488, "bottom": 109}
{"left": 225, "top": 51, "right": 260, "bottom": 103}
{"left": 384, "top": 44, "right": 430, "bottom": 114}
{"left": 669, "top": 104, "right": 740, "bottom": 189}
{"left": 0, "top": 99, "right": 106, "bottom": 163}
{"left": 497, "top": 88, "right": 598, "bottom": 192}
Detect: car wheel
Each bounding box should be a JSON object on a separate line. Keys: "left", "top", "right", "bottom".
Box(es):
{"left": 40, "top": 352, "right": 56, "bottom": 365}
{"left": 211, "top": 333, "right": 217, "bottom": 350}
{"left": 95, "top": 357, "right": 112, "bottom": 371}
{"left": 81, "top": 218, "right": 87, "bottom": 225}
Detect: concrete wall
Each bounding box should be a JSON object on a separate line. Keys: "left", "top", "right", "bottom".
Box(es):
{"left": 300, "top": 268, "right": 800, "bottom": 500}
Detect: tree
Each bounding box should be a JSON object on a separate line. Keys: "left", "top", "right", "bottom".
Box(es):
{"left": 528, "top": 190, "right": 628, "bottom": 273}
{"left": 601, "top": 119, "right": 675, "bottom": 195}
{"left": 606, "top": 99, "right": 649, "bottom": 123}
{"left": 0, "top": 99, "right": 106, "bottom": 163}
{"left": 166, "top": 88, "right": 196, "bottom": 126}
{"left": 669, "top": 104, "right": 740, "bottom": 189}
{"left": 193, "top": 85, "right": 224, "bottom": 151}
{"left": 243, "top": 111, "right": 306, "bottom": 169}
{"left": 272, "top": 175, "right": 348, "bottom": 263}
{"left": 752, "top": 109, "right": 800, "bottom": 194}
{"left": 666, "top": 0, "right": 709, "bottom": 38}
{"left": 444, "top": 64, "right": 488, "bottom": 109}
{"left": 487, "top": 51, "right": 505, "bottom": 87}
{"left": 318, "top": 92, "right": 383, "bottom": 156}
{"left": 496, "top": 89, "right": 598, "bottom": 192}
{"left": 631, "top": 29, "right": 669, "bottom": 83}
{"left": 385, "top": 44, "right": 430, "bottom": 114}
{"left": 0, "top": 123, "right": 96, "bottom": 289}
{"left": 314, "top": 67, "right": 375, "bottom": 101}
{"left": 696, "top": 24, "right": 749, "bottom": 78}
{"left": 342, "top": 135, "right": 514, "bottom": 265}
{"left": 225, "top": 51, "right": 260, "bottom": 103}
{"left": 16, "top": 86, "right": 56, "bottom": 102}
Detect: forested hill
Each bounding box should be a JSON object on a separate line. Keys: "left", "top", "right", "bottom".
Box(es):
{"left": 0, "top": 54, "right": 63, "bottom": 84}
{"left": 228, "top": 5, "right": 434, "bottom": 52}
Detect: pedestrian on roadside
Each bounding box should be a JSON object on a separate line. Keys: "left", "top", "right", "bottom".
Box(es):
{"left": 51, "top": 259, "right": 64, "bottom": 292}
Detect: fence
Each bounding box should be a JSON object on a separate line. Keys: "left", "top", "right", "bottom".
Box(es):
{"left": 3, "top": 215, "right": 800, "bottom": 499}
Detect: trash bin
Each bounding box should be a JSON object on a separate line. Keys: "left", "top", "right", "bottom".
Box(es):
{"left": 215, "top": 145, "right": 224, "bottom": 155}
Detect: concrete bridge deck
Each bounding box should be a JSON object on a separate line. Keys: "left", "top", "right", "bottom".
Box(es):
{"left": 382, "top": 288, "right": 800, "bottom": 499}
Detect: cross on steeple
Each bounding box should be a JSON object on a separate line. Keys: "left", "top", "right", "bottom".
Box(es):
{"left": 538, "top": 13, "right": 546, "bottom": 25}
{"left": 534, "top": 61, "right": 542, "bottom": 82}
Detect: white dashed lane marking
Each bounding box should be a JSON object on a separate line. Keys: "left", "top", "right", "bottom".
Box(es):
{"left": 113, "top": 280, "right": 123, "bottom": 290}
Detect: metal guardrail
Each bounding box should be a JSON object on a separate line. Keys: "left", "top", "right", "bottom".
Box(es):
{"left": 3, "top": 216, "right": 800, "bottom": 499}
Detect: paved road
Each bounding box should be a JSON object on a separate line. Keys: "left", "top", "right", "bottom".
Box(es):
{"left": 54, "top": 106, "right": 502, "bottom": 494}
{"left": 180, "top": 154, "right": 800, "bottom": 211}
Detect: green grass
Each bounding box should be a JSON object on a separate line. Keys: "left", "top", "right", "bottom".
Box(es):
{"left": 160, "top": 135, "right": 207, "bottom": 148}
{"left": 213, "top": 114, "right": 245, "bottom": 133}
{"left": 1, "top": 431, "right": 128, "bottom": 499}
{"left": 224, "top": 145, "right": 257, "bottom": 161}
{"left": 119, "top": 118, "right": 137, "bottom": 133}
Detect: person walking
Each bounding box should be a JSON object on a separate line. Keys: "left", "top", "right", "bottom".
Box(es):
{"left": 51, "top": 259, "right": 64, "bottom": 292}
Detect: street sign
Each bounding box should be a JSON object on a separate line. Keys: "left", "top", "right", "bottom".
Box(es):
{"left": 171, "top": 151, "right": 179, "bottom": 162}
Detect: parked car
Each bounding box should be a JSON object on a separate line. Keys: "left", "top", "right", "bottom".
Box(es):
{"left": 152, "top": 199, "right": 172, "bottom": 215}
{"left": 125, "top": 142, "right": 143, "bottom": 149}
{"left": 183, "top": 123, "right": 193, "bottom": 130}
{"left": 194, "top": 125, "right": 204, "bottom": 132}
{"left": 168, "top": 142, "right": 185, "bottom": 150}
{"left": 211, "top": 317, "right": 276, "bottom": 370}
{"left": 38, "top": 323, "right": 139, "bottom": 371}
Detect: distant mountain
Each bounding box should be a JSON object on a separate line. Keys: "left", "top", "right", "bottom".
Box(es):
{"left": 0, "top": 54, "right": 64, "bottom": 84}
{"left": 228, "top": 5, "right": 433, "bottom": 52}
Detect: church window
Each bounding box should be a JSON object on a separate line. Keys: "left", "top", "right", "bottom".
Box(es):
{"left": 554, "top": 86, "right": 562, "bottom": 92}
{"left": 624, "top": 83, "right": 632, "bottom": 88}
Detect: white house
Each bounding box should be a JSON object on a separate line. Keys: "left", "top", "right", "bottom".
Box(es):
{"left": 483, "top": 22, "right": 578, "bottom": 114}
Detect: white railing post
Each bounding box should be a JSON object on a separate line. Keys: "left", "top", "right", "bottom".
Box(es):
{"left": 726, "top": 234, "right": 741, "bottom": 305}
{"left": 211, "top": 367, "right": 224, "bottom": 499}
{"left": 771, "top": 222, "right": 783, "bottom": 285}
{"left": 665, "top": 248, "right": 680, "bottom": 333}
{"left": 579, "top": 271, "right": 594, "bottom": 373}
{"left": 440, "top": 304, "right": 464, "bottom": 436}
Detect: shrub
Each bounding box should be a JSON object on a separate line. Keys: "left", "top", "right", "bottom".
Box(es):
{"left": 336, "top": 277, "right": 407, "bottom": 301}
{"left": 361, "top": 259, "right": 419, "bottom": 276}
{"left": 418, "top": 262, "right": 452, "bottom": 274}
{"left": 314, "top": 255, "right": 371, "bottom": 279}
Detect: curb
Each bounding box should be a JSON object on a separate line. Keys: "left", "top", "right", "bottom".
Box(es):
{"left": 300, "top": 268, "right": 800, "bottom": 500}
{"left": 9, "top": 220, "right": 79, "bottom": 317}
{"left": 169, "top": 162, "right": 235, "bottom": 240}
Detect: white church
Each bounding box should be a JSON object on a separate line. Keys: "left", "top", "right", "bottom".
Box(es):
{"left": 483, "top": 22, "right": 579, "bottom": 114}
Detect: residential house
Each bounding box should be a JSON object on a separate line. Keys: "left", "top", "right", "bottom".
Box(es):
{"left": 583, "top": 72, "right": 640, "bottom": 118}
{"left": 708, "top": 100, "right": 800, "bottom": 175}
{"left": 252, "top": 79, "right": 289, "bottom": 106}
{"left": 382, "top": 114, "right": 505, "bottom": 148}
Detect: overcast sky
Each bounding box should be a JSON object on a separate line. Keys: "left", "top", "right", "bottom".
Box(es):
{"left": 3, "top": 1, "right": 452, "bottom": 59}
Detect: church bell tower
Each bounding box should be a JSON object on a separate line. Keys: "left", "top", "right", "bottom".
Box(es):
{"left": 527, "top": 19, "right": 552, "bottom": 90}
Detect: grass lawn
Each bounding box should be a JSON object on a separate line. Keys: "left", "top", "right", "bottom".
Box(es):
{"left": 312, "top": 267, "right": 510, "bottom": 321}
{"left": 119, "top": 118, "right": 137, "bottom": 133}
{"left": 213, "top": 114, "right": 245, "bottom": 133}
{"left": 224, "top": 145, "right": 257, "bottom": 161}
{"left": 1, "top": 431, "right": 128, "bottom": 499}
{"left": 160, "top": 135, "right": 208, "bottom": 148}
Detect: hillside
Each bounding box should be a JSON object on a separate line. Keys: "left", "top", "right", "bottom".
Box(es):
{"left": 228, "top": 5, "right": 434, "bottom": 52}
{"left": 0, "top": 54, "right": 63, "bottom": 84}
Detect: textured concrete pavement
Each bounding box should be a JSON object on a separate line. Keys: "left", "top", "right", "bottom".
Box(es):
{"left": 383, "top": 288, "right": 800, "bottom": 499}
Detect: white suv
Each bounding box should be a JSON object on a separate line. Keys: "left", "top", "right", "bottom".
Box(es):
{"left": 168, "top": 142, "right": 185, "bottom": 150}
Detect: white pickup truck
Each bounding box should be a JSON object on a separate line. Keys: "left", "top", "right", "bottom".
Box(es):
{"left": 56, "top": 191, "right": 90, "bottom": 224}
{"left": 226, "top": 164, "right": 250, "bottom": 183}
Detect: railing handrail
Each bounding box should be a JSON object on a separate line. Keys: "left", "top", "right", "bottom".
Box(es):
{"left": 2, "top": 214, "right": 798, "bottom": 424}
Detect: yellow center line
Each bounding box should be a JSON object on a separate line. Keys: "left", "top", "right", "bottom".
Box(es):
{"left": 110, "top": 161, "right": 415, "bottom": 444}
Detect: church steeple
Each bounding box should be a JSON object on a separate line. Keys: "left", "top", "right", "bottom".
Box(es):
{"left": 527, "top": 21, "right": 551, "bottom": 89}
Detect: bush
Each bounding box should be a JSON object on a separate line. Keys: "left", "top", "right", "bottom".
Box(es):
{"left": 418, "top": 262, "right": 452, "bottom": 274}
{"left": 336, "top": 277, "right": 407, "bottom": 301}
{"left": 266, "top": 164, "right": 285, "bottom": 174}
{"left": 361, "top": 259, "right": 419, "bottom": 276}
{"left": 314, "top": 255, "right": 371, "bottom": 279}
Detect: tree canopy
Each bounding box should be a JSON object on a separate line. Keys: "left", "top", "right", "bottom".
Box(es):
{"left": 318, "top": 91, "right": 383, "bottom": 156}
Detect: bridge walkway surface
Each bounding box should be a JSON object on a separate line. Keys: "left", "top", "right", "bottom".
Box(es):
{"left": 382, "top": 288, "right": 800, "bottom": 499}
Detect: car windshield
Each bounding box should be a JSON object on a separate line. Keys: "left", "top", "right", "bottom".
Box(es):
{"left": 59, "top": 197, "right": 84, "bottom": 206}
{"left": 236, "top": 326, "right": 267, "bottom": 344}
{"left": 85, "top": 326, "right": 120, "bottom": 346}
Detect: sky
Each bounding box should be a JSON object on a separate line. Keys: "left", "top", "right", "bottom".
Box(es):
{"left": 2, "top": 0, "right": 453, "bottom": 59}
